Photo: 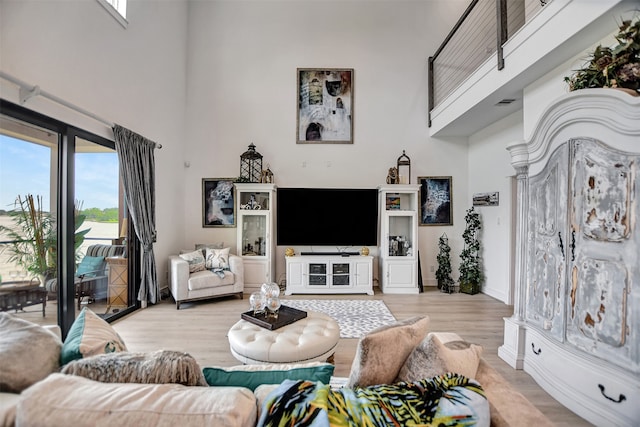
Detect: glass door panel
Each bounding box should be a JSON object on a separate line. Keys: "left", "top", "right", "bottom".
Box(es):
{"left": 241, "top": 215, "right": 267, "bottom": 256}
{"left": 0, "top": 114, "right": 59, "bottom": 327}
{"left": 308, "top": 263, "right": 327, "bottom": 286}
{"left": 74, "top": 137, "right": 130, "bottom": 319}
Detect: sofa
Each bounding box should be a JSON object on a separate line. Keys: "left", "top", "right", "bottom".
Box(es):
{"left": 0, "top": 311, "right": 553, "bottom": 427}
{"left": 169, "top": 244, "right": 244, "bottom": 309}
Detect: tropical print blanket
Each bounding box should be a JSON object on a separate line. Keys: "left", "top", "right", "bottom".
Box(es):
{"left": 257, "top": 373, "right": 490, "bottom": 427}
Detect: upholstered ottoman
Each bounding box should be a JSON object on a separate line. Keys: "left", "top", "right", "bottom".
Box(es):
{"left": 228, "top": 311, "right": 340, "bottom": 364}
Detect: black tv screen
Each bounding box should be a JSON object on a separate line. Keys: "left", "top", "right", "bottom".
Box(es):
{"left": 277, "top": 188, "right": 378, "bottom": 247}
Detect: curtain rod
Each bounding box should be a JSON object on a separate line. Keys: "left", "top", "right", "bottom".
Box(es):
{"left": 0, "top": 70, "right": 162, "bottom": 149}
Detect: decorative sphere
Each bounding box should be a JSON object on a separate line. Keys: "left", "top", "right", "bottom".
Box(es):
{"left": 285, "top": 247, "right": 295, "bottom": 257}
{"left": 261, "top": 282, "right": 280, "bottom": 299}
{"left": 360, "top": 246, "right": 370, "bottom": 256}
{"left": 266, "top": 296, "right": 281, "bottom": 313}
{"left": 249, "top": 292, "right": 265, "bottom": 314}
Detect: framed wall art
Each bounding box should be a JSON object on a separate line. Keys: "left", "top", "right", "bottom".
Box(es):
{"left": 419, "top": 176, "right": 453, "bottom": 226}
{"left": 297, "top": 68, "right": 353, "bottom": 144}
{"left": 473, "top": 191, "right": 499, "bottom": 206}
{"left": 202, "top": 178, "right": 236, "bottom": 227}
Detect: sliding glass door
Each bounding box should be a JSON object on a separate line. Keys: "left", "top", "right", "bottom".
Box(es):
{"left": 0, "top": 114, "right": 60, "bottom": 327}
{"left": 0, "top": 100, "right": 139, "bottom": 335}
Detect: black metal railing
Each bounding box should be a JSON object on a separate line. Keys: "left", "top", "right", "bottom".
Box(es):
{"left": 428, "top": 0, "right": 549, "bottom": 127}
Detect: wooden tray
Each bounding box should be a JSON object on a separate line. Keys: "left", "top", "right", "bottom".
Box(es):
{"left": 241, "top": 305, "right": 307, "bottom": 330}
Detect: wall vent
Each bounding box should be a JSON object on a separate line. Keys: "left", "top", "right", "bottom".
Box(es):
{"left": 496, "top": 98, "right": 516, "bottom": 106}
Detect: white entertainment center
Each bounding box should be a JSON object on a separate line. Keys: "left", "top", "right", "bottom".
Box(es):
{"left": 279, "top": 185, "right": 420, "bottom": 295}
{"left": 285, "top": 255, "right": 374, "bottom": 295}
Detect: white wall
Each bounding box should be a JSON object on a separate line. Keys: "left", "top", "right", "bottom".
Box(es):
{"left": 0, "top": 0, "right": 189, "bottom": 289}
{"left": 468, "top": 112, "right": 522, "bottom": 303}
{"left": 182, "top": 0, "right": 471, "bottom": 286}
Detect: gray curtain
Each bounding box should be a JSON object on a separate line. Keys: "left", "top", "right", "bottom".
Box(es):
{"left": 113, "top": 124, "right": 159, "bottom": 306}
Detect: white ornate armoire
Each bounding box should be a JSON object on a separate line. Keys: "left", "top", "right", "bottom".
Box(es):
{"left": 498, "top": 89, "right": 639, "bottom": 426}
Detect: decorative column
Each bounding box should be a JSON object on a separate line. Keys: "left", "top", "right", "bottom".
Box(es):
{"left": 498, "top": 141, "right": 529, "bottom": 369}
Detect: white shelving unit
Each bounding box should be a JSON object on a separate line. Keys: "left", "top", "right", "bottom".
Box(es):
{"left": 235, "top": 183, "right": 276, "bottom": 292}
{"left": 378, "top": 184, "right": 420, "bottom": 294}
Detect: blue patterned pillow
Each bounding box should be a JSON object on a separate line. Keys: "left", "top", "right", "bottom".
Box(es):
{"left": 179, "top": 250, "right": 206, "bottom": 273}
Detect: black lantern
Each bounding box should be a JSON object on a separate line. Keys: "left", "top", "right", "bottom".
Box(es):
{"left": 397, "top": 150, "right": 411, "bottom": 184}
{"left": 240, "top": 143, "right": 263, "bottom": 183}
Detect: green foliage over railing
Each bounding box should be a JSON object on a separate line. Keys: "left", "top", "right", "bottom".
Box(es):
{"left": 80, "top": 207, "right": 119, "bottom": 222}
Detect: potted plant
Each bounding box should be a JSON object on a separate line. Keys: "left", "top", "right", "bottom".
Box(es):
{"left": 564, "top": 16, "right": 640, "bottom": 94}
{"left": 0, "top": 195, "right": 56, "bottom": 284}
{"left": 435, "top": 233, "right": 454, "bottom": 293}
{"left": 0, "top": 195, "right": 90, "bottom": 285}
{"left": 459, "top": 207, "right": 482, "bottom": 295}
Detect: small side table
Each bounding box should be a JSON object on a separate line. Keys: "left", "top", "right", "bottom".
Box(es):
{"left": 106, "top": 257, "right": 128, "bottom": 313}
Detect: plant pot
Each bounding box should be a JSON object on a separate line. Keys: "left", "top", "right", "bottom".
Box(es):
{"left": 459, "top": 281, "right": 480, "bottom": 295}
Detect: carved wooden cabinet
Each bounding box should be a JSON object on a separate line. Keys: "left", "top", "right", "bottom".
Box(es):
{"left": 499, "top": 89, "right": 640, "bottom": 426}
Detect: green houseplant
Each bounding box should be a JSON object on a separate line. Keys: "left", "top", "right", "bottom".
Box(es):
{"left": 459, "top": 207, "right": 482, "bottom": 295}
{"left": 435, "top": 233, "right": 454, "bottom": 293}
{"left": 564, "top": 16, "right": 640, "bottom": 93}
{"left": 0, "top": 195, "right": 90, "bottom": 284}
{"left": 0, "top": 195, "right": 56, "bottom": 283}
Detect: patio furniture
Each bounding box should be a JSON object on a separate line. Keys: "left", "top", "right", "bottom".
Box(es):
{"left": 0, "top": 280, "right": 47, "bottom": 316}
{"left": 44, "top": 243, "right": 126, "bottom": 309}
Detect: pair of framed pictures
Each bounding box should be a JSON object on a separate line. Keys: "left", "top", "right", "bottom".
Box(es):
{"left": 203, "top": 177, "right": 455, "bottom": 227}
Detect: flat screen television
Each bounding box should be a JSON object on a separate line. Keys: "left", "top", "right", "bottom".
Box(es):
{"left": 277, "top": 188, "right": 378, "bottom": 247}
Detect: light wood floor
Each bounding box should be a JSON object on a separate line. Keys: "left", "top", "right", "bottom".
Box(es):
{"left": 15, "top": 288, "right": 592, "bottom": 426}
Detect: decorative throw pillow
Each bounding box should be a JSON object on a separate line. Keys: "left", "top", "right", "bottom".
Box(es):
{"left": 257, "top": 373, "right": 489, "bottom": 427}
{"left": 76, "top": 255, "right": 105, "bottom": 277}
{"left": 203, "top": 362, "right": 334, "bottom": 391}
{"left": 178, "top": 249, "right": 206, "bottom": 273}
{"left": 205, "top": 247, "right": 230, "bottom": 270}
{"left": 347, "top": 316, "right": 430, "bottom": 388}
{"left": 195, "top": 242, "right": 225, "bottom": 254}
{"left": 60, "top": 308, "right": 127, "bottom": 365}
{"left": 61, "top": 350, "right": 207, "bottom": 386}
{"left": 0, "top": 313, "right": 62, "bottom": 393}
{"left": 396, "top": 332, "right": 483, "bottom": 383}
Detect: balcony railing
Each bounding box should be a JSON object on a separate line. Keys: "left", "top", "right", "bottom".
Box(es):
{"left": 428, "top": 0, "right": 550, "bottom": 126}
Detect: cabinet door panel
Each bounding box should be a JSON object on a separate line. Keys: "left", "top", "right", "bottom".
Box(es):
{"left": 526, "top": 145, "right": 568, "bottom": 339}
{"left": 568, "top": 138, "right": 639, "bottom": 373}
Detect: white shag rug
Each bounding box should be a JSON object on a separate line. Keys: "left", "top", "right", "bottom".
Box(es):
{"left": 280, "top": 299, "right": 396, "bottom": 339}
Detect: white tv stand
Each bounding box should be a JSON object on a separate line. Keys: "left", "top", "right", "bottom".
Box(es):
{"left": 285, "top": 255, "right": 373, "bottom": 295}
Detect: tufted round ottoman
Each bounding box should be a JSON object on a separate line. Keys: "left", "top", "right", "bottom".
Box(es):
{"left": 228, "top": 311, "right": 340, "bottom": 364}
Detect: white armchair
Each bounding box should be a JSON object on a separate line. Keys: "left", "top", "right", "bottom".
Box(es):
{"left": 169, "top": 252, "right": 244, "bottom": 309}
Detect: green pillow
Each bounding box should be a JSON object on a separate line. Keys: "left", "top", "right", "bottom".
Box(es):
{"left": 60, "top": 308, "right": 127, "bottom": 365}
{"left": 76, "top": 256, "right": 105, "bottom": 277}
{"left": 203, "top": 362, "right": 335, "bottom": 391}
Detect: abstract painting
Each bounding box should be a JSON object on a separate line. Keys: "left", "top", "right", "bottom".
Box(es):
{"left": 297, "top": 68, "right": 353, "bottom": 144}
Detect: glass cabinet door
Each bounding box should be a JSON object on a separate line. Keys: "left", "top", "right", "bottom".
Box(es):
{"left": 240, "top": 214, "right": 267, "bottom": 256}
{"left": 308, "top": 263, "right": 327, "bottom": 286}
{"left": 332, "top": 263, "right": 350, "bottom": 286}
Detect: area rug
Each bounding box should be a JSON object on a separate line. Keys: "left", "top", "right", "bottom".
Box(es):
{"left": 279, "top": 299, "right": 396, "bottom": 339}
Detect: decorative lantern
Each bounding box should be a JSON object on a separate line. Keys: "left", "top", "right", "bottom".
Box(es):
{"left": 397, "top": 150, "right": 411, "bottom": 184}
{"left": 240, "top": 143, "right": 263, "bottom": 183}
